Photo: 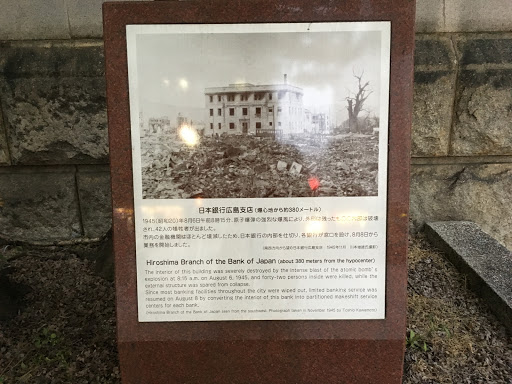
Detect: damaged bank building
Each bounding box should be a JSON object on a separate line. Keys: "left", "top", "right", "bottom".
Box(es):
{"left": 204, "top": 75, "right": 309, "bottom": 137}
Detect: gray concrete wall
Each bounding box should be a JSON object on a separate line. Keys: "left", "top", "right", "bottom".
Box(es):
{"left": 0, "top": 0, "right": 511, "bottom": 248}
{"left": 1, "top": 0, "right": 512, "bottom": 40}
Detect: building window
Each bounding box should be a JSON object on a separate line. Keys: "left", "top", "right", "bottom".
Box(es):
{"left": 241, "top": 94, "right": 248, "bottom": 101}
{"left": 243, "top": 108, "right": 248, "bottom": 116}
{"left": 218, "top": 108, "right": 222, "bottom": 116}
{"left": 278, "top": 122, "right": 282, "bottom": 127}
{"left": 218, "top": 123, "right": 221, "bottom": 129}
{"left": 210, "top": 123, "right": 213, "bottom": 129}
{"left": 268, "top": 107, "right": 273, "bottom": 113}
{"left": 269, "top": 93, "right": 272, "bottom": 100}
{"left": 255, "top": 93, "right": 264, "bottom": 100}
{"left": 209, "top": 96, "right": 213, "bottom": 102}
{"left": 229, "top": 122, "right": 235, "bottom": 130}
{"left": 255, "top": 107, "right": 261, "bottom": 116}
{"left": 269, "top": 122, "right": 273, "bottom": 126}
{"left": 277, "top": 107, "right": 282, "bottom": 113}
{"left": 229, "top": 108, "right": 235, "bottom": 116}
{"left": 228, "top": 95, "right": 235, "bottom": 102}
{"left": 256, "top": 122, "right": 261, "bottom": 129}
{"left": 218, "top": 95, "right": 221, "bottom": 102}
{"left": 209, "top": 109, "right": 213, "bottom": 116}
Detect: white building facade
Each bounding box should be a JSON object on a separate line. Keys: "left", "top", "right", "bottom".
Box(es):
{"left": 311, "top": 113, "right": 330, "bottom": 134}
{"left": 204, "top": 80, "right": 305, "bottom": 136}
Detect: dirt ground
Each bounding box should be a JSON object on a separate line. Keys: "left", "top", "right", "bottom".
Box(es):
{"left": 0, "top": 235, "right": 510, "bottom": 383}
{"left": 141, "top": 133, "right": 379, "bottom": 199}
{"left": 404, "top": 235, "right": 511, "bottom": 384}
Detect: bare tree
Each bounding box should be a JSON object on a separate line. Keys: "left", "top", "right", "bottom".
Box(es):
{"left": 346, "top": 70, "right": 372, "bottom": 133}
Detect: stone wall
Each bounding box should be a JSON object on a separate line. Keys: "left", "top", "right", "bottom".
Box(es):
{"left": 0, "top": 0, "right": 511, "bottom": 249}
{"left": 0, "top": 41, "right": 111, "bottom": 243}
{"left": 410, "top": 34, "right": 512, "bottom": 249}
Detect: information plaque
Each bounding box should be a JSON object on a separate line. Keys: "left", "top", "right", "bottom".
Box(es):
{"left": 104, "top": 1, "right": 414, "bottom": 382}
{"left": 126, "top": 22, "right": 390, "bottom": 322}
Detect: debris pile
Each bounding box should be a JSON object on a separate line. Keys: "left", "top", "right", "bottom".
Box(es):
{"left": 141, "top": 133, "right": 379, "bottom": 199}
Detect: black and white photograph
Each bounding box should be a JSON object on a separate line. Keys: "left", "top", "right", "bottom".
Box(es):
{"left": 127, "top": 23, "right": 390, "bottom": 200}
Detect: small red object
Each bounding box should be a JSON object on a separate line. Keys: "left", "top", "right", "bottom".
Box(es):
{"left": 308, "top": 177, "right": 320, "bottom": 191}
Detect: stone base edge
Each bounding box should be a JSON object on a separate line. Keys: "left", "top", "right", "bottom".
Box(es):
{"left": 424, "top": 221, "right": 512, "bottom": 334}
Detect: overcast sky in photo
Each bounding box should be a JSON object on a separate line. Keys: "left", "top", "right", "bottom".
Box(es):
{"left": 135, "top": 28, "right": 384, "bottom": 125}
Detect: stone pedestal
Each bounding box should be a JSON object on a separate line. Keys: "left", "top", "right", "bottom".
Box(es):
{"left": 104, "top": 1, "right": 415, "bottom": 383}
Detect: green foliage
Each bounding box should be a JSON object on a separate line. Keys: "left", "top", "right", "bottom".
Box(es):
{"left": 428, "top": 320, "right": 451, "bottom": 339}
{"left": 406, "top": 330, "right": 429, "bottom": 352}
{"left": 0, "top": 328, "right": 72, "bottom": 383}
{"left": 32, "top": 327, "right": 69, "bottom": 366}
{"left": 33, "top": 327, "right": 58, "bottom": 349}
{"left": 407, "top": 316, "right": 453, "bottom": 354}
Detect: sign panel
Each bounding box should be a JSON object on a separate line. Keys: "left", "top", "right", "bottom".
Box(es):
{"left": 126, "top": 22, "right": 390, "bottom": 322}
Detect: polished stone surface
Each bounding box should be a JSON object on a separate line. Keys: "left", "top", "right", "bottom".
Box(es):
{"left": 104, "top": 1, "right": 414, "bottom": 382}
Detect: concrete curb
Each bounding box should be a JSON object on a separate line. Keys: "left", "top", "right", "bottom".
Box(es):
{"left": 424, "top": 221, "right": 512, "bottom": 334}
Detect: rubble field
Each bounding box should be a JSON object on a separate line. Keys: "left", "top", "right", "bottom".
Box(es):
{"left": 141, "top": 133, "right": 379, "bottom": 199}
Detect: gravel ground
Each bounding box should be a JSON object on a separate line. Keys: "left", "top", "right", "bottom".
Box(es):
{"left": 0, "top": 235, "right": 510, "bottom": 383}
{"left": 0, "top": 246, "right": 119, "bottom": 383}
{"left": 404, "top": 236, "right": 511, "bottom": 384}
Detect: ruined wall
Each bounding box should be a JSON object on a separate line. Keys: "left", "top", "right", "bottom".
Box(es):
{"left": 0, "top": 0, "right": 511, "bottom": 249}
